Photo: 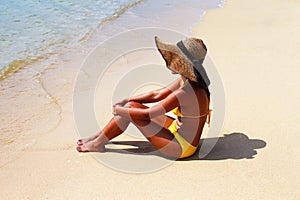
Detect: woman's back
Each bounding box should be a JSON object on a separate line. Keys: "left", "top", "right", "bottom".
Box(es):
{"left": 176, "top": 80, "right": 210, "bottom": 146}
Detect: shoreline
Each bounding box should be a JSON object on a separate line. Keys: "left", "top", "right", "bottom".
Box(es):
{"left": 1, "top": 0, "right": 299, "bottom": 199}
{"left": 0, "top": 0, "right": 222, "bottom": 166}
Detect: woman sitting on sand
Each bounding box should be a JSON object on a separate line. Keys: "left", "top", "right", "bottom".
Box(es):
{"left": 77, "top": 36, "right": 211, "bottom": 159}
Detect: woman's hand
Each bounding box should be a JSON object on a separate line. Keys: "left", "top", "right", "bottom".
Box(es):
{"left": 113, "top": 98, "right": 129, "bottom": 107}
{"left": 112, "top": 105, "right": 120, "bottom": 116}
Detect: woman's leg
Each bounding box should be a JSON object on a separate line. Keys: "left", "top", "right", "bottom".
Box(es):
{"left": 76, "top": 101, "right": 173, "bottom": 145}
{"left": 77, "top": 102, "right": 173, "bottom": 145}
{"left": 77, "top": 101, "right": 182, "bottom": 158}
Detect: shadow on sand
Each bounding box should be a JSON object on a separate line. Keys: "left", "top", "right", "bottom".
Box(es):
{"left": 105, "top": 132, "right": 267, "bottom": 160}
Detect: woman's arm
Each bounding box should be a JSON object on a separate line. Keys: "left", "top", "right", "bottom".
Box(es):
{"left": 113, "top": 89, "right": 183, "bottom": 121}
{"left": 115, "top": 78, "right": 181, "bottom": 106}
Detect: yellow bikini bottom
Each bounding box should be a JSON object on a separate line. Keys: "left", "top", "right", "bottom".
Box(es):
{"left": 168, "top": 120, "right": 197, "bottom": 158}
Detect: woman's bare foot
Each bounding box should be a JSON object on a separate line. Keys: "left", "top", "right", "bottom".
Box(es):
{"left": 77, "top": 133, "right": 100, "bottom": 145}
{"left": 76, "top": 140, "right": 105, "bottom": 152}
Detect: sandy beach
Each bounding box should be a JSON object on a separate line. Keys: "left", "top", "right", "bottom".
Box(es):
{"left": 1, "top": 0, "right": 299, "bottom": 199}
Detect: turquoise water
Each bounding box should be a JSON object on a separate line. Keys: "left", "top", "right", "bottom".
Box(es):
{"left": 0, "top": 0, "right": 142, "bottom": 78}
{"left": 0, "top": 0, "right": 224, "bottom": 80}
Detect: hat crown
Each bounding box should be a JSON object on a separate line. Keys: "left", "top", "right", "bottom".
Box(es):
{"left": 182, "top": 38, "right": 207, "bottom": 60}
{"left": 155, "top": 36, "right": 208, "bottom": 83}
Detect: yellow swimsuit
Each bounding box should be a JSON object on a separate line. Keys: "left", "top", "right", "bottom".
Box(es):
{"left": 168, "top": 107, "right": 212, "bottom": 158}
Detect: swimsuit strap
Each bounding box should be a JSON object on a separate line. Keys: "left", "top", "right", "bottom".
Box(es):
{"left": 181, "top": 109, "right": 212, "bottom": 119}
{"left": 172, "top": 107, "right": 212, "bottom": 126}
{"left": 186, "top": 109, "right": 212, "bottom": 127}
{"left": 206, "top": 109, "right": 212, "bottom": 127}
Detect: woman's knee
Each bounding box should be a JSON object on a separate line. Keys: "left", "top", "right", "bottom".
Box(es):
{"left": 122, "top": 101, "right": 150, "bottom": 126}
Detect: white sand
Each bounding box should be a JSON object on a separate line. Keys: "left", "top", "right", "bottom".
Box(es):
{"left": 0, "top": 0, "right": 299, "bottom": 199}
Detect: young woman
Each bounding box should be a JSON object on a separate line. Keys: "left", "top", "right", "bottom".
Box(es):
{"left": 77, "top": 36, "right": 211, "bottom": 159}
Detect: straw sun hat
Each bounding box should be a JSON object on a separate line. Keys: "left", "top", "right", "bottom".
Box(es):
{"left": 155, "top": 36, "right": 210, "bottom": 89}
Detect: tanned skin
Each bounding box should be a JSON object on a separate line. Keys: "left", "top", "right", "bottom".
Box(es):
{"left": 77, "top": 73, "right": 210, "bottom": 159}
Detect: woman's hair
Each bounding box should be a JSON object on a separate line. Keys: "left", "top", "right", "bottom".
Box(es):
{"left": 204, "top": 88, "right": 210, "bottom": 100}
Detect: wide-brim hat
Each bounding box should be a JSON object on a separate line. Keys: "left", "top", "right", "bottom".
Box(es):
{"left": 155, "top": 36, "right": 210, "bottom": 88}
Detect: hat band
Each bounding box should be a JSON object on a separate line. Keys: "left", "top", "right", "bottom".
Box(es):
{"left": 176, "top": 41, "right": 210, "bottom": 88}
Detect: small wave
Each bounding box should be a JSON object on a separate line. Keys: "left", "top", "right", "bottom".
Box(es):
{"left": 0, "top": 57, "right": 45, "bottom": 80}
{"left": 80, "top": 0, "right": 144, "bottom": 43}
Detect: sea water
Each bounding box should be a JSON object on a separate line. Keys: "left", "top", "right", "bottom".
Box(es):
{"left": 0, "top": 0, "right": 142, "bottom": 79}
{"left": 0, "top": 0, "right": 224, "bottom": 80}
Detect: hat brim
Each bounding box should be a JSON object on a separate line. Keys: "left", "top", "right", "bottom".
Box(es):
{"left": 155, "top": 36, "right": 197, "bottom": 82}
